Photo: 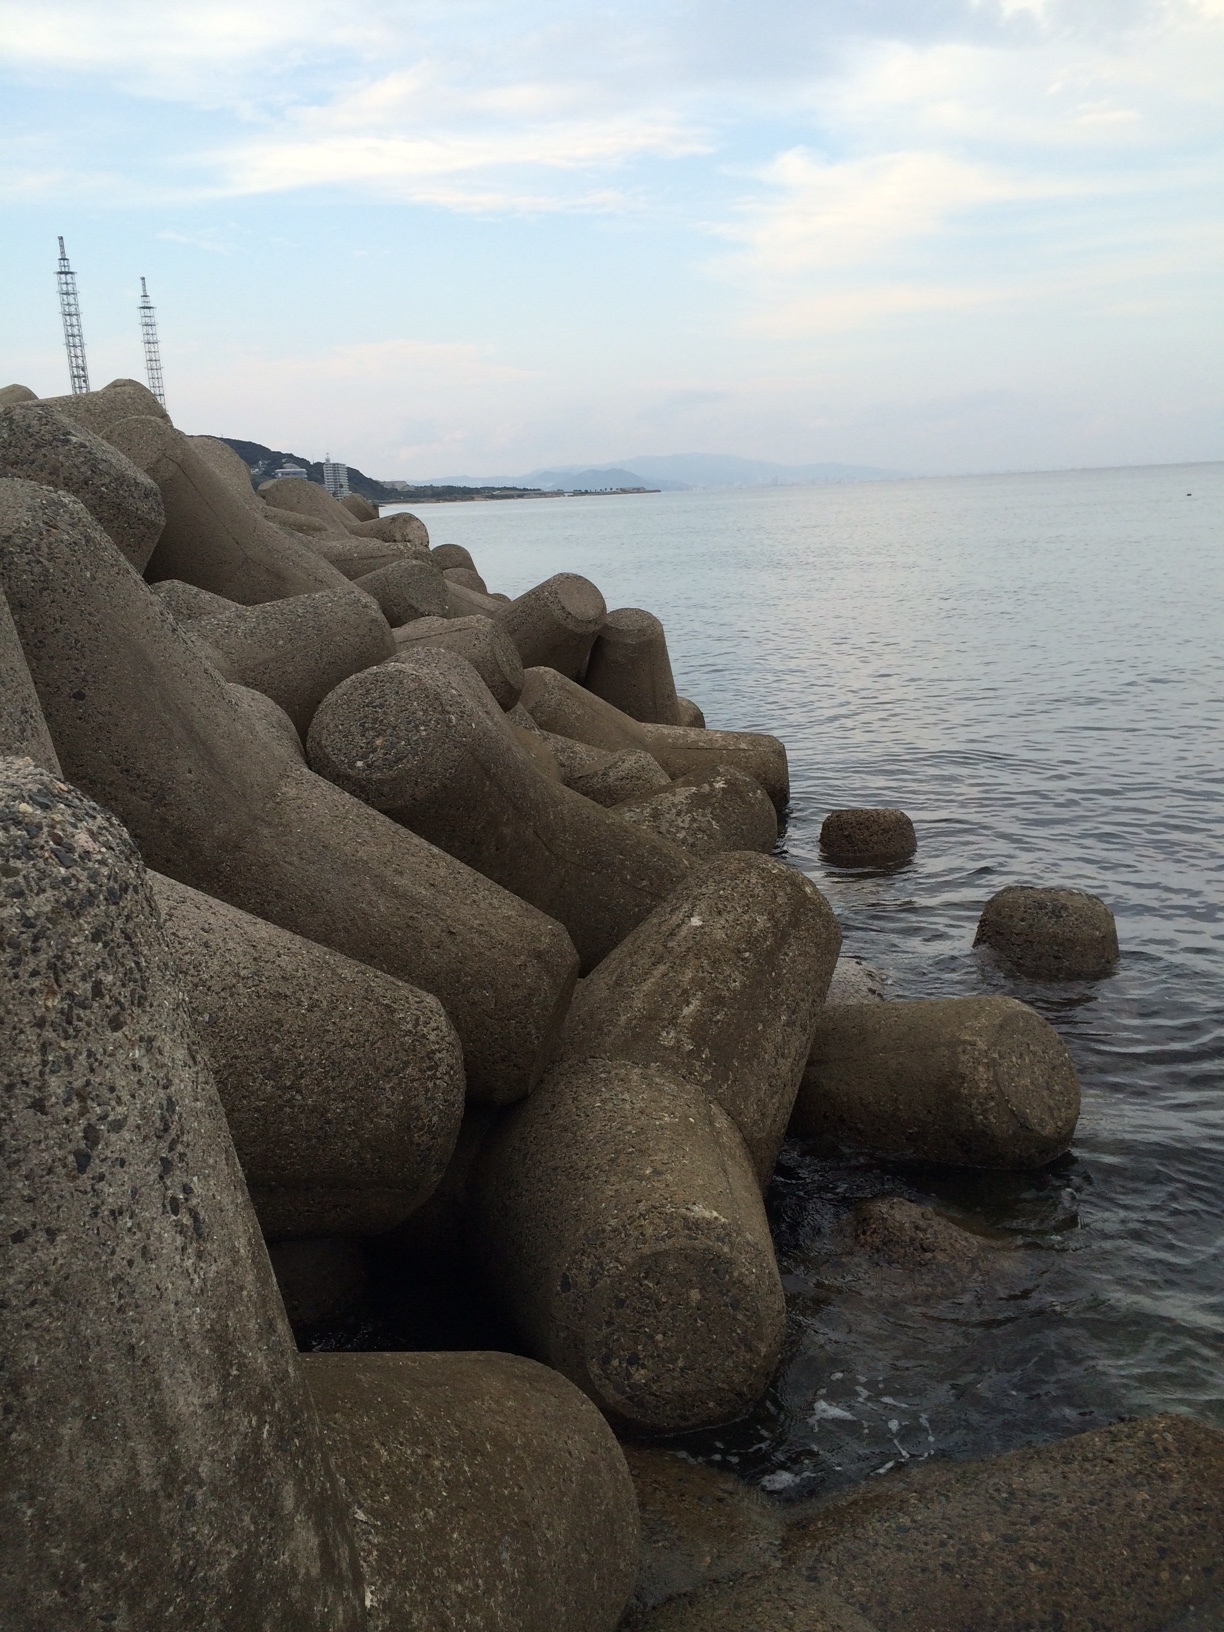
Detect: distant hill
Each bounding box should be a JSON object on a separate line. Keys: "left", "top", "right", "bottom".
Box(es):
{"left": 420, "top": 453, "right": 902, "bottom": 490}
{"left": 218, "top": 438, "right": 408, "bottom": 504}
{"left": 523, "top": 467, "right": 665, "bottom": 492}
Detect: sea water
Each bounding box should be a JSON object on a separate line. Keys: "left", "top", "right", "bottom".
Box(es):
{"left": 385, "top": 462, "right": 1224, "bottom": 1493}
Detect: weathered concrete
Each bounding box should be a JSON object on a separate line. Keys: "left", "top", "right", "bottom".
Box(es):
{"left": 265, "top": 503, "right": 331, "bottom": 536}
{"left": 584, "top": 606, "right": 682, "bottom": 724}
{"left": 557, "top": 851, "right": 840, "bottom": 1182}
{"left": 36, "top": 376, "right": 170, "bottom": 438}
{"left": 821, "top": 807, "right": 917, "bottom": 867}
{"left": 391, "top": 612, "right": 524, "bottom": 710}
{"left": 496, "top": 572, "right": 608, "bottom": 678}
{"left": 267, "top": 1238, "right": 370, "bottom": 1332}
{"left": 0, "top": 759, "right": 364, "bottom": 1631}
{"left": 448, "top": 577, "right": 510, "bottom": 618}
{"left": 355, "top": 556, "right": 449, "bottom": 625}
{"left": 520, "top": 666, "right": 789, "bottom": 811}
{"left": 188, "top": 435, "right": 262, "bottom": 506}
{"left": 626, "top": 1572, "right": 877, "bottom": 1632}
{"left": 308, "top": 649, "right": 690, "bottom": 971}
{"left": 0, "top": 403, "right": 166, "bottom": 570}
{"left": 569, "top": 747, "right": 671, "bottom": 807}
{"left": 825, "top": 955, "right": 887, "bottom": 1005}
{"left": 782, "top": 1414, "right": 1224, "bottom": 1632}
{"left": 348, "top": 509, "right": 429, "bottom": 548}
{"left": 0, "top": 383, "right": 38, "bottom": 406}
{"left": 615, "top": 763, "right": 779, "bottom": 859}
{"left": 341, "top": 493, "right": 378, "bottom": 521}
{"left": 375, "top": 1104, "right": 499, "bottom": 1271}
{"left": 312, "top": 532, "right": 423, "bottom": 580}
{"left": 443, "top": 565, "right": 489, "bottom": 594}
{"left": 471, "top": 1058, "right": 786, "bottom": 1432}
{"left": 792, "top": 995, "right": 1080, "bottom": 1167}
{"left": 151, "top": 577, "right": 240, "bottom": 622}
{"left": 976, "top": 884, "right": 1120, "bottom": 979}
{"left": 150, "top": 871, "right": 465, "bottom": 1239}
{"left": 0, "top": 593, "right": 60, "bottom": 772}
{"left": 674, "top": 696, "right": 705, "bottom": 728}
{"left": 304, "top": 1350, "right": 639, "bottom": 1632}
{"left": 432, "top": 542, "right": 476, "bottom": 571}
{"left": 225, "top": 682, "right": 307, "bottom": 766}
{"left": 186, "top": 588, "right": 395, "bottom": 736}
{"left": 0, "top": 479, "right": 579, "bottom": 1104}
{"left": 258, "top": 474, "right": 363, "bottom": 533}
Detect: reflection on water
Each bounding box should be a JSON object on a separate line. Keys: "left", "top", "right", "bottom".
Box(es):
{"left": 389, "top": 464, "right": 1224, "bottom": 1490}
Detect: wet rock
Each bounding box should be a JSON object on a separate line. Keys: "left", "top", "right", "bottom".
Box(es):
{"left": 0, "top": 402, "right": 166, "bottom": 570}
{"left": 471, "top": 1058, "right": 785, "bottom": 1434}
{"left": 820, "top": 808, "right": 916, "bottom": 867}
{"left": 615, "top": 763, "right": 779, "bottom": 859}
{"left": 782, "top": 1413, "right": 1224, "bottom": 1632}
{"left": 496, "top": 572, "right": 608, "bottom": 678}
{"left": 792, "top": 995, "right": 1080, "bottom": 1168}
{"left": 837, "top": 1197, "right": 1036, "bottom": 1301}
{"left": 150, "top": 871, "right": 465, "bottom": 1238}
{"left": 308, "top": 648, "right": 689, "bottom": 972}
{"left": 624, "top": 1570, "right": 878, "bottom": 1631}
{"left": 557, "top": 851, "right": 840, "bottom": 1183}
{"left": 620, "top": 1448, "right": 783, "bottom": 1614}
{"left": 356, "top": 556, "right": 449, "bottom": 624}
{"left": 391, "top": 611, "right": 524, "bottom": 709}
{"left": 268, "top": 1237, "right": 370, "bottom": 1333}
{"left": 569, "top": 747, "right": 672, "bottom": 807}
{"left": 584, "top": 606, "right": 682, "bottom": 724}
{"left": 304, "top": 1350, "right": 639, "bottom": 1632}
{"left": 975, "top": 884, "right": 1120, "bottom": 979}
{"left": 825, "top": 956, "right": 887, "bottom": 1005}
{"left": 0, "top": 759, "right": 363, "bottom": 1630}
{"left": 0, "top": 592, "right": 60, "bottom": 772}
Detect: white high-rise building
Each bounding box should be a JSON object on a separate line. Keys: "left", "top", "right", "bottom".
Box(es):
{"left": 322, "top": 458, "right": 350, "bottom": 499}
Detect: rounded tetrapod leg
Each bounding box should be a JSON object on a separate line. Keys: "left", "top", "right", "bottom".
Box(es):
{"left": 341, "top": 493, "right": 378, "bottom": 521}
{"left": 614, "top": 764, "right": 779, "bottom": 859}
{"left": 308, "top": 649, "right": 690, "bottom": 972}
{"left": 0, "top": 760, "right": 363, "bottom": 1631}
{"left": 348, "top": 510, "right": 429, "bottom": 548}
{"left": 443, "top": 565, "right": 489, "bottom": 594}
{"left": 432, "top": 542, "right": 476, "bottom": 571}
{"left": 0, "top": 383, "right": 38, "bottom": 406}
{"left": 188, "top": 435, "right": 264, "bottom": 508}
{"left": 975, "top": 885, "right": 1119, "bottom": 979}
{"left": 355, "top": 557, "right": 448, "bottom": 624}
{"left": 391, "top": 613, "right": 524, "bottom": 709}
{"left": 0, "top": 480, "right": 579, "bottom": 1105}
{"left": 556, "top": 851, "right": 840, "bottom": 1182}
{"left": 311, "top": 532, "right": 425, "bottom": 579}
{"left": 259, "top": 474, "right": 366, "bottom": 534}
{"left": 0, "top": 591, "right": 60, "bottom": 772}
{"left": 496, "top": 573, "right": 607, "bottom": 678}
{"left": 225, "top": 682, "right": 307, "bottom": 765}
{"left": 152, "top": 577, "right": 241, "bottom": 622}
{"left": 33, "top": 376, "right": 168, "bottom": 438}
{"left": 0, "top": 403, "right": 165, "bottom": 570}
{"left": 520, "top": 664, "right": 661, "bottom": 755}
{"left": 303, "top": 1350, "right": 639, "bottom": 1632}
{"left": 637, "top": 722, "right": 789, "bottom": 814}
{"left": 569, "top": 748, "right": 671, "bottom": 807}
{"left": 674, "top": 696, "right": 705, "bottom": 728}
{"left": 447, "top": 578, "right": 510, "bottom": 618}
{"left": 470, "top": 1059, "right": 785, "bottom": 1433}
{"left": 820, "top": 807, "right": 916, "bottom": 867}
{"left": 791, "top": 995, "right": 1080, "bottom": 1167}
{"left": 150, "top": 871, "right": 465, "bottom": 1238}
{"left": 188, "top": 588, "right": 395, "bottom": 736}
{"left": 584, "top": 607, "right": 682, "bottom": 724}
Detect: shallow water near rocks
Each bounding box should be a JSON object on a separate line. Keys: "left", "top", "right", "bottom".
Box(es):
{"left": 370, "top": 465, "right": 1224, "bottom": 1496}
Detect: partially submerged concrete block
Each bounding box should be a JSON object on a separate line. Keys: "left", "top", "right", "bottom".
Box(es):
{"left": 497, "top": 572, "right": 607, "bottom": 678}
{"left": 356, "top": 556, "right": 448, "bottom": 625}
{"left": 308, "top": 649, "right": 690, "bottom": 971}
{"left": 0, "top": 403, "right": 166, "bottom": 570}
{"left": 557, "top": 851, "right": 840, "bottom": 1181}
{"left": 975, "top": 885, "right": 1119, "bottom": 979}
{"left": 791, "top": 995, "right": 1080, "bottom": 1167}
{"left": 391, "top": 612, "right": 524, "bottom": 710}
{"left": 584, "top": 606, "right": 682, "bottom": 724}
{"left": 0, "top": 759, "right": 364, "bottom": 1630}
{"left": 304, "top": 1350, "right": 639, "bottom": 1632}
{"left": 0, "top": 479, "right": 579, "bottom": 1104}
{"left": 0, "top": 592, "right": 60, "bottom": 773}
{"left": 471, "top": 1058, "right": 786, "bottom": 1433}
{"left": 615, "top": 764, "right": 779, "bottom": 859}
{"left": 150, "top": 871, "right": 465, "bottom": 1239}
{"left": 821, "top": 807, "right": 916, "bottom": 867}
{"left": 187, "top": 588, "right": 395, "bottom": 735}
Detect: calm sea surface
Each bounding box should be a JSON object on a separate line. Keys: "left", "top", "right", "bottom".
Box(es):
{"left": 386, "top": 463, "right": 1224, "bottom": 1494}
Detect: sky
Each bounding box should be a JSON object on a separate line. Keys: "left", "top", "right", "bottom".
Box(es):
{"left": 2, "top": 0, "right": 1222, "bottom": 479}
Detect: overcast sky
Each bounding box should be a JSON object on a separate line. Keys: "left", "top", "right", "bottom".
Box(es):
{"left": 2, "top": 0, "right": 1221, "bottom": 477}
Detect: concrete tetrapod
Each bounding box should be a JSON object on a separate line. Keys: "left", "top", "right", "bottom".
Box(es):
{"left": 1, "top": 592, "right": 60, "bottom": 772}
{"left": 674, "top": 696, "right": 706, "bottom": 728}
{"left": 354, "top": 556, "right": 448, "bottom": 625}
{"left": 390, "top": 613, "right": 524, "bottom": 709}
{"left": 569, "top": 749, "right": 671, "bottom": 808}
{"left": 311, "top": 532, "right": 424, "bottom": 581}
{"left": 584, "top": 606, "right": 683, "bottom": 724}
{"left": 304, "top": 1350, "right": 639, "bottom": 1632}
{"left": 34, "top": 376, "right": 170, "bottom": 438}
{"left": 820, "top": 807, "right": 916, "bottom": 867}
{"left": 556, "top": 851, "right": 840, "bottom": 1182}
{"left": 0, "top": 383, "right": 38, "bottom": 406}
{"left": 975, "top": 884, "right": 1119, "bottom": 979}
{"left": 791, "top": 995, "right": 1080, "bottom": 1167}
{"left": 614, "top": 764, "right": 779, "bottom": 859}
{"left": 258, "top": 474, "right": 366, "bottom": 534}
{"left": 496, "top": 572, "right": 608, "bottom": 678}
{"left": 432, "top": 542, "right": 477, "bottom": 571}
{"left": 443, "top": 565, "right": 490, "bottom": 594}
{"left": 520, "top": 666, "right": 790, "bottom": 812}
{"left": 151, "top": 578, "right": 240, "bottom": 622}
{"left": 447, "top": 578, "right": 511, "bottom": 618}
{"left": 0, "top": 403, "right": 166, "bottom": 570}
{"left": 341, "top": 493, "right": 378, "bottom": 521}
{"left": 149, "top": 872, "right": 465, "bottom": 1239}
{"left": 0, "top": 760, "right": 364, "bottom": 1631}
{"left": 185, "top": 588, "right": 395, "bottom": 736}
{"left": 308, "top": 649, "right": 691, "bottom": 971}
{"left": 0, "top": 480, "right": 578, "bottom": 1104}
{"left": 471, "top": 1058, "right": 786, "bottom": 1433}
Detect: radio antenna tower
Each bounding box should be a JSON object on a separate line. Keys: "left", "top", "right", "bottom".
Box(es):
{"left": 138, "top": 277, "right": 166, "bottom": 408}
{"left": 56, "top": 236, "right": 90, "bottom": 395}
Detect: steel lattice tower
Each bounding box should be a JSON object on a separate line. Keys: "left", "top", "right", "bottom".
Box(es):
{"left": 56, "top": 236, "right": 90, "bottom": 395}
{"left": 138, "top": 277, "right": 166, "bottom": 408}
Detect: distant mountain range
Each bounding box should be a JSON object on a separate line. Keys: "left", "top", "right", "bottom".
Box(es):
{"left": 417, "top": 454, "right": 902, "bottom": 490}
